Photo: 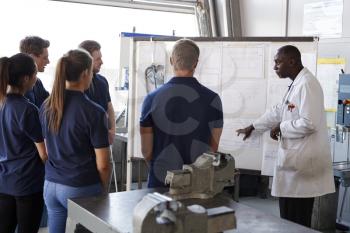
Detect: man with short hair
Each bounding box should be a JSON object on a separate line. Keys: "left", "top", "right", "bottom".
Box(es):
{"left": 20, "top": 36, "right": 50, "bottom": 108}
{"left": 79, "top": 40, "right": 116, "bottom": 144}
{"left": 237, "top": 45, "right": 335, "bottom": 227}
{"left": 140, "top": 39, "right": 223, "bottom": 188}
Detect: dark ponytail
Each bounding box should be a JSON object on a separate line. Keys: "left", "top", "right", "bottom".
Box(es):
{"left": 0, "top": 53, "right": 36, "bottom": 105}
{"left": 0, "top": 57, "right": 11, "bottom": 105}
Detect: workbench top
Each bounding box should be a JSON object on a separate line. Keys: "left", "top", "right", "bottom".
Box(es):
{"left": 67, "top": 188, "right": 319, "bottom": 233}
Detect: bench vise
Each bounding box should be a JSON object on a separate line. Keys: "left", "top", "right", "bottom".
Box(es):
{"left": 133, "top": 192, "right": 236, "bottom": 233}
{"left": 165, "top": 152, "right": 236, "bottom": 200}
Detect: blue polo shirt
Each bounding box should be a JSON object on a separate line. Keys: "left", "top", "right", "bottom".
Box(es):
{"left": 85, "top": 74, "right": 111, "bottom": 111}
{"left": 0, "top": 94, "right": 44, "bottom": 196}
{"left": 40, "top": 90, "right": 109, "bottom": 187}
{"left": 140, "top": 77, "right": 223, "bottom": 188}
{"left": 25, "top": 78, "right": 49, "bottom": 108}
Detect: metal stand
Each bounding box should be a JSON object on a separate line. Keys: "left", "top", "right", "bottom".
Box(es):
{"left": 338, "top": 186, "right": 348, "bottom": 225}
{"left": 333, "top": 162, "right": 350, "bottom": 230}
{"left": 233, "top": 169, "right": 240, "bottom": 202}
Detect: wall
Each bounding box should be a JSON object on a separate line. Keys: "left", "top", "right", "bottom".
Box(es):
{"left": 288, "top": 0, "right": 350, "bottom": 72}
{"left": 239, "top": 0, "right": 350, "bottom": 72}
{"left": 239, "top": 0, "right": 287, "bottom": 36}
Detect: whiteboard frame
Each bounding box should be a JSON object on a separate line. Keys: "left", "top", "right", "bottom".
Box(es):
{"left": 126, "top": 36, "right": 317, "bottom": 190}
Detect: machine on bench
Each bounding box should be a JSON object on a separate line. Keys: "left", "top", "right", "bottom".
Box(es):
{"left": 165, "top": 152, "right": 237, "bottom": 200}
{"left": 133, "top": 192, "right": 236, "bottom": 233}
{"left": 133, "top": 152, "right": 237, "bottom": 233}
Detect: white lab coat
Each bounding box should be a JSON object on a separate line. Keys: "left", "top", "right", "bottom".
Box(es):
{"left": 253, "top": 68, "right": 335, "bottom": 197}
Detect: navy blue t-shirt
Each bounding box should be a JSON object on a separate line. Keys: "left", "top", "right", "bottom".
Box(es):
{"left": 0, "top": 94, "right": 44, "bottom": 196}
{"left": 25, "top": 78, "right": 49, "bottom": 108}
{"left": 85, "top": 74, "right": 111, "bottom": 111}
{"left": 140, "top": 77, "right": 223, "bottom": 188}
{"left": 40, "top": 90, "right": 109, "bottom": 187}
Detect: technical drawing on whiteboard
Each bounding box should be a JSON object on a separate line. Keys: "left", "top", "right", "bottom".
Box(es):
{"left": 195, "top": 43, "right": 222, "bottom": 94}
{"left": 128, "top": 39, "right": 318, "bottom": 174}
{"left": 221, "top": 80, "right": 267, "bottom": 118}
{"left": 266, "top": 80, "right": 290, "bottom": 109}
{"left": 219, "top": 118, "right": 261, "bottom": 152}
{"left": 222, "top": 43, "right": 265, "bottom": 79}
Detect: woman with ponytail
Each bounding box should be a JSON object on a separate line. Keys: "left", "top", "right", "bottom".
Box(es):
{"left": 40, "top": 49, "right": 110, "bottom": 233}
{"left": 0, "top": 53, "right": 47, "bottom": 233}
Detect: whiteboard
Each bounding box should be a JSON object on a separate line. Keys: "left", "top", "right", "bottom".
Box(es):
{"left": 127, "top": 38, "right": 318, "bottom": 174}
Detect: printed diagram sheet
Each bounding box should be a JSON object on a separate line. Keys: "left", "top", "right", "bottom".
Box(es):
{"left": 316, "top": 58, "right": 345, "bottom": 111}
{"left": 222, "top": 80, "right": 267, "bottom": 117}
{"left": 266, "top": 80, "right": 290, "bottom": 109}
{"left": 219, "top": 118, "right": 264, "bottom": 170}
{"left": 195, "top": 44, "right": 222, "bottom": 94}
{"left": 219, "top": 118, "right": 261, "bottom": 152}
{"left": 262, "top": 134, "right": 279, "bottom": 176}
{"left": 222, "top": 45, "right": 265, "bottom": 80}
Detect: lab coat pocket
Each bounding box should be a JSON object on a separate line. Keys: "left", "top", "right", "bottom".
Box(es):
{"left": 277, "top": 137, "right": 306, "bottom": 170}
{"left": 283, "top": 103, "right": 299, "bottom": 121}
{"left": 277, "top": 147, "right": 298, "bottom": 170}
{"left": 277, "top": 137, "right": 308, "bottom": 171}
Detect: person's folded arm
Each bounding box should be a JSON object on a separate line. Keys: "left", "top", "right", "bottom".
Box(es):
{"left": 95, "top": 147, "right": 111, "bottom": 193}
{"left": 35, "top": 141, "right": 48, "bottom": 163}
{"left": 107, "top": 102, "right": 116, "bottom": 144}
{"left": 140, "top": 127, "right": 153, "bottom": 162}
{"left": 210, "top": 127, "right": 223, "bottom": 152}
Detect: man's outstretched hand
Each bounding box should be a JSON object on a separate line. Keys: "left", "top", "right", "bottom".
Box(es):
{"left": 236, "top": 124, "right": 255, "bottom": 141}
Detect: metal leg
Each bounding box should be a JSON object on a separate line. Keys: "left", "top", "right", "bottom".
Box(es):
{"left": 138, "top": 159, "right": 142, "bottom": 189}
{"left": 338, "top": 186, "right": 348, "bottom": 223}
{"left": 233, "top": 169, "right": 240, "bottom": 202}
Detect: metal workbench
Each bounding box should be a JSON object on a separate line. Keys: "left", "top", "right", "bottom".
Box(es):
{"left": 67, "top": 189, "right": 319, "bottom": 233}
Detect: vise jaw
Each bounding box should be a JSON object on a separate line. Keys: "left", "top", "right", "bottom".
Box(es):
{"left": 165, "top": 152, "right": 236, "bottom": 200}
{"left": 133, "top": 192, "right": 236, "bottom": 233}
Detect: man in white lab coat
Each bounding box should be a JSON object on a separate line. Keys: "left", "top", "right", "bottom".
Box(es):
{"left": 237, "top": 45, "right": 335, "bottom": 227}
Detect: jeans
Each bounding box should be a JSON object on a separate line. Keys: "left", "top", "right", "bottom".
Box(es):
{"left": 44, "top": 180, "right": 102, "bottom": 233}
{"left": 0, "top": 192, "right": 43, "bottom": 233}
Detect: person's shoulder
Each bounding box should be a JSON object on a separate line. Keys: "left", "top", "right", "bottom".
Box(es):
{"left": 34, "top": 78, "right": 44, "bottom": 87}
{"left": 147, "top": 83, "right": 169, "bottom": 97}
{"left": 11, "top": 95, "right": 36, "bottom": 108}
{"left": 141, "top": 85, "right": 167, "bottom": 108}
{"left": 20, "top": 98, "right": 39, "bottom": 116}
{"left": 83, "top": 95, "right": 106, "bottom": 113}
{"left": 95, "top": 74, "right": 108, "bottom": 84}
{"left": 301, "top": 68, "right": 318, "bottom": 84}
{"left": 198, "top": 83, "right": 219, "bottom": 97}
